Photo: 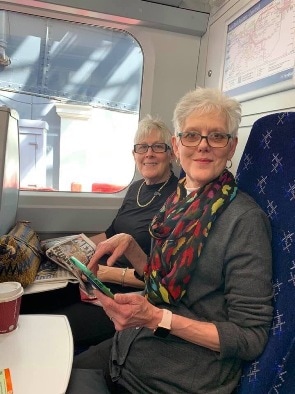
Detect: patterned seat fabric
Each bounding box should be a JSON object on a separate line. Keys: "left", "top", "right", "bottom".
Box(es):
{"left": 236, "top": 112, "right": 295, "bottom": 393}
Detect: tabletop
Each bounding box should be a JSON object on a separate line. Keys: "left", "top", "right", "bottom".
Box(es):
{"left": 0, "top": 314, "right": 73, "bottom": 394}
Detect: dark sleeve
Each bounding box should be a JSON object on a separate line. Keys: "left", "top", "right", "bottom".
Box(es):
{"left": 104, "top": 185, "right": 136, "bottom": 239}
{"left": 215, "top": 208, "right": 273, "bottom": 360}
{"left": 104, "top": 222, "right": 116, "bottom": 239}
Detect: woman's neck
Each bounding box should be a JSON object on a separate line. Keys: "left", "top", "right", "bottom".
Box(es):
{"left": 145, "top": 171, "right": 172, "bottom": 186}
{"left": 185, "top": 186, "right": 201, "bottom": 195}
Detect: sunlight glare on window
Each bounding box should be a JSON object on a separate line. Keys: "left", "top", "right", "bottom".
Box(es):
{"left": 0, "top": 10, "right": 143, "bottom": 192}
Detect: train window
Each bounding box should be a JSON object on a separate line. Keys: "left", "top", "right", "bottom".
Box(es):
{"left": 0, "top": 10, "right": 143, "bottom": 192}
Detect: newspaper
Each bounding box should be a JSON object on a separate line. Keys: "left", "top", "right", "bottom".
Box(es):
{"left": 44, "top": 233, "right": 95, "bottom": 269}
{"left": 25, "top": 234, "right": 97, "bottom": 297}
{"left": 34, "top": 259, "right": 77, "bottom": 283}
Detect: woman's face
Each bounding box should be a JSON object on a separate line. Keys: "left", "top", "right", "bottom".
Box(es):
{"left": 172, "top": 110, "right": 238, "bottom": 189}
{"left": 133, "top": 129, "right": 173, "bottom": 185}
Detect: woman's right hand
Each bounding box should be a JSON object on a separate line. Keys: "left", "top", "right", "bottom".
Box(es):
{"left": 88, "top": 233, "right": 147, "bottom": 276}
{"left": 88, "top": 233, "right": 134, "bottom": 272}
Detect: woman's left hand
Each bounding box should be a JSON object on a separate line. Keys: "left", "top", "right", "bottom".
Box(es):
{"left": 94, "top": 290, "right": 221, "bottom": 352}
{"left": 93, "top": 290, "right": 161, "bottom": 331}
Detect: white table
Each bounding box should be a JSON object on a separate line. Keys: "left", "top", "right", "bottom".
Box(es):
{"left": 0, "top": 315, "right": 73, "bottom": 394}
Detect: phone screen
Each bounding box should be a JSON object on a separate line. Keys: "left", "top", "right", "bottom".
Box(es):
{"left": 69, "top": 256, "right": 114, "bottom": 298}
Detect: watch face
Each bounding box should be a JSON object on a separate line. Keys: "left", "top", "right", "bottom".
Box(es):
{"left": 154, "top": 326, "right": 170, "bottom": 338}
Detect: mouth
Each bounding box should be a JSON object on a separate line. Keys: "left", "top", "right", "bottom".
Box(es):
{"left": 194, "top": 158, "right": 212, "bottom": 164}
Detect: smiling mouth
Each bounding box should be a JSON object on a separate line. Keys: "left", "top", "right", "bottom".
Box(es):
{"left": 195, "top": 159, "right": 211, "bottom": 163}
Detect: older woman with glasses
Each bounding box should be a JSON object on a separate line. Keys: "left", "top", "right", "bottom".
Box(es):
{"left": 89, "top": 115, "right": 178, "bottom": 288}
{"left": 21, "top": 115, "right": 178, "bottom": 348}
{"left": 67, "top": 88, "right": 273, "bottom": 394}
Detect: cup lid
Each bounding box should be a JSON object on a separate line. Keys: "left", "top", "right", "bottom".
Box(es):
{"left": 0, "top": 282, "right": 23, "bottom": 301}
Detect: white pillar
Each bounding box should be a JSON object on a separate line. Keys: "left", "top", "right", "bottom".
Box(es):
{"left": 55, "top": 103, "right": 92, "bottom": 191}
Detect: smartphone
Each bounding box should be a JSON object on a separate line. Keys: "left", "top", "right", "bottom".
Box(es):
{"left": 69, "top": 256, "right": 114, "bottom": 298}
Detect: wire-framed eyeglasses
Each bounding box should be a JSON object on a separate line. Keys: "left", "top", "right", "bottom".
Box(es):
{"left": 134, "top": 143, "right": 170, "bottom": 154}
{"left": 177, "top": 131, "right": 232, "bottom": 148}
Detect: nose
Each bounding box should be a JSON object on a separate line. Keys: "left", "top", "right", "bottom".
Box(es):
{"left": 197, "top": 136, "right": 210, "bottom": 149}
{"left": 145, "top": 146, "right": 155, "bottom": 154}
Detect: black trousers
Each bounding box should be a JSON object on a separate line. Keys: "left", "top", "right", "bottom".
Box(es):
{"left": 20, "top": 283, "right": 132, "bottom": 348}
{"left": 68, "top": 338, "right": 131, "bottom": 394}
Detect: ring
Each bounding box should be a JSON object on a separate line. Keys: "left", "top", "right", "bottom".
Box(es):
{"left": 110, "top": 316, "right": 113, "bottom": 321}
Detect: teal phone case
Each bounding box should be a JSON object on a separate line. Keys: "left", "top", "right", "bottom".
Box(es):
{"left": 69, "top": 256, "right": 114, "bottom": 298}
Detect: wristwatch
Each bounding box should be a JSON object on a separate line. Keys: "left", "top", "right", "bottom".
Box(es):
{"left": 153, "top": 309, "right": 172, "bottom": 338}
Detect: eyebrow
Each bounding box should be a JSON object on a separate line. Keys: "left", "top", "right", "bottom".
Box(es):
{"left": 136, "top": 141, "right": 166, "bottom": 144}
{"left": 183, "top": 128, "right": 226, "bottom": 133}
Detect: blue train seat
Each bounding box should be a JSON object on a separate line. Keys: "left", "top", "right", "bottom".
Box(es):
{"left": 236, "top": 112, "right": 295, "bottom": 393}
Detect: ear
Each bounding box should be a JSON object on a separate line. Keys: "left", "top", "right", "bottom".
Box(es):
{"left": 228, "top": 137, "right": 238, "bottom": 160}
{"left": 169, "top": 146, "right": 176, "bottom": 161}
{"left": 171, "top": 136, "right": 179, "bottom": 159}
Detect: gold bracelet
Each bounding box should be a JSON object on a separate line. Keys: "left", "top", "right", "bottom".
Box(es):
{"left": 121, "top": 268, "right": 128, "bottom": 286}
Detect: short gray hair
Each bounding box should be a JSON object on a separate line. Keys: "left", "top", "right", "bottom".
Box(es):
{"left": 173, "top": 87, "right": 242, "bottom": 138}
{"left": 134, "top": 114, "right": 172, "bottom": 146}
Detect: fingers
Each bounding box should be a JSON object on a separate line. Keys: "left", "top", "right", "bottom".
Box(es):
{"left": 92, "top": 288, "right": 110, "bottom": 302}
{"left": 89, "top": 234, "right": 134, "bottom": 273}
{"left": 113, "top": 293, "right": 142, "bottom": 305}
{"left": 99, "top": 292, "right": 156, "bottom": 332}
{"left": 94, "top": 234, "right": 131, "bottom": 266}
{"left": 105, "top": 252, "right": 123, "bottom": 266}
{"left": 87, "top": 253, "right": 99, "bottom": 272}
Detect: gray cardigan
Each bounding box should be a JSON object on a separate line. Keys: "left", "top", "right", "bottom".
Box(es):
{"left": 110, "top": 191, "right": 273, "bottom": 394}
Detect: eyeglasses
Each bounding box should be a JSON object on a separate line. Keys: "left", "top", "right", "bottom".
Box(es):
{"left": 134, "top": 143, "right": 170, "bottom": 154}
{"left": 177, "top": 131, "right": 232, "bottom": 148}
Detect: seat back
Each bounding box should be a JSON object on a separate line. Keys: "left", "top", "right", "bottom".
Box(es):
{"left": 0, "top": 107, "right": 19, "bottom": 236}
{"left": 235, "top": 112, "right": 295, "bottom": 393}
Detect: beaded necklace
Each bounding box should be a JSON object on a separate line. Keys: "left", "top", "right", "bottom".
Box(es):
{"left": 136, "top": 175, "right": 171, "bottom": 208}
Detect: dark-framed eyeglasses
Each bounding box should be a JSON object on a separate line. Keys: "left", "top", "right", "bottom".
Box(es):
{"left": 134, "top": 143, "right": 170, "bottom": 154}
{"left": 177, "top": 131, "right": 232, "bottom": 148}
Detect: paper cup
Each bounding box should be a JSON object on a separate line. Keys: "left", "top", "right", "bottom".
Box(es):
{"left": 0, "top": 282, "right": 23, "bottom": 334}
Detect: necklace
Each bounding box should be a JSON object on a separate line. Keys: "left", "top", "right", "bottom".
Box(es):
{"left": 137, "top": 176, "right": 171, "bottom": 208}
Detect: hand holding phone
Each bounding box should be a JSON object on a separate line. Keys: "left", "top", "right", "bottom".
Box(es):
{"left": 69, "top": 256, "right": 114, "bottom": 298}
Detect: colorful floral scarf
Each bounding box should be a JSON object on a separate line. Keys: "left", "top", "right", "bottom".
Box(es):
{"left": 144, "top": 170, "right": 237, "bottom": 305}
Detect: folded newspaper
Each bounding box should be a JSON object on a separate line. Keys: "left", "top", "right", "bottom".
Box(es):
{"left": 25, "top": 234, "right": 97, "bottom": 299}
{"left": 43, "top": 233, "right": 96, "bottom": 282}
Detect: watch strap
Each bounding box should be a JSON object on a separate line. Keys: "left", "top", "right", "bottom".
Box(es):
{"left": 154, "top": 309, "right": 172, "bottom": 333}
